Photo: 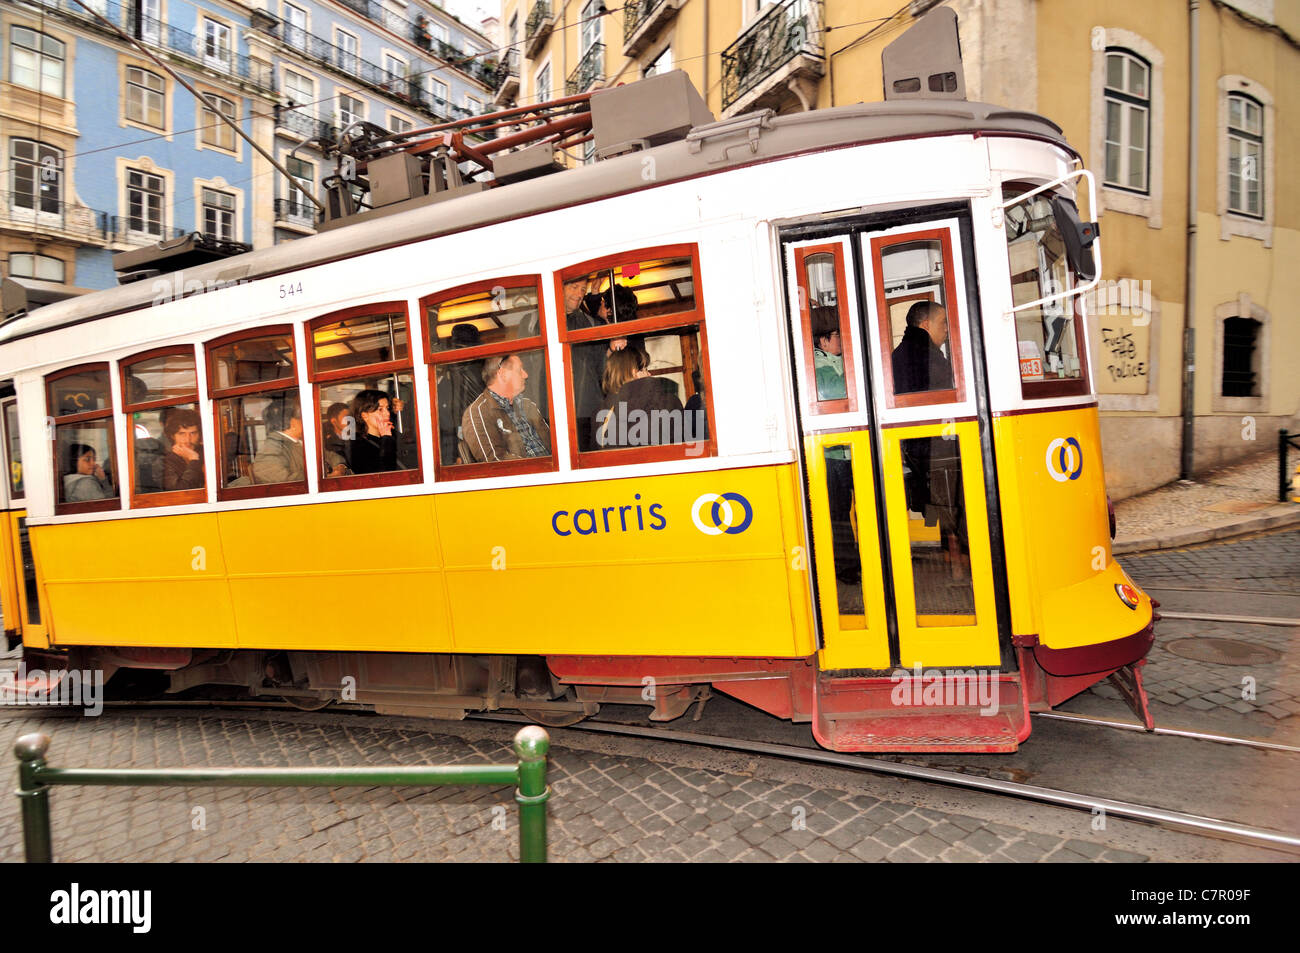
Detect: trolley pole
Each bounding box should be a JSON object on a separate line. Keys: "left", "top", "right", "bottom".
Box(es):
{"left": 14, "top": 733, "right": 53, "bottom": 863}
{"left": 513, "top": 726, "right": 551, "bottom": 863}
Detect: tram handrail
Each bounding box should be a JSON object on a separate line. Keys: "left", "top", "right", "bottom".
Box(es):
{"left": 994, "top": 167, "right": 1103, "bottom": 320}
{"left": 12, "top": 725, "right": 552, "bottom": 863}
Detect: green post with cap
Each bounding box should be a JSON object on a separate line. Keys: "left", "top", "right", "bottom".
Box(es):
{"left": 14, "top": 733, "right": 52, "bottom": 863}
{"left": 513, "top": 725, "right": 550, "bottom": 863}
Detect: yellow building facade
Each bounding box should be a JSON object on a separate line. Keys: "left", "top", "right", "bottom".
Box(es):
{"left": 499, "top": 0, "right": 1298, "bottom": 498}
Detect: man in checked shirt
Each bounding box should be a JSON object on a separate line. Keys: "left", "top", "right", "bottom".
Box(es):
{"left": 460, "top": 354, "right": 551, "bottom": 463}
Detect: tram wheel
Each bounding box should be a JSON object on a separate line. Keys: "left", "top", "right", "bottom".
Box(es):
{"left": 517, "top": 707, "right": 589, "bottom": 728}
{"left": 282, "top": 694, "right": 333, "bottom": 712}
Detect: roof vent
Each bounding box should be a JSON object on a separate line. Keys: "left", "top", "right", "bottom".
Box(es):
{"left": 883, "top": 6, "right": 967, "bottom": 102}
{"left": 591, "top": 70, "right": 715, "bottom": 159}
{"left": 112, "top": 232, "right": 251, "bottom": 284}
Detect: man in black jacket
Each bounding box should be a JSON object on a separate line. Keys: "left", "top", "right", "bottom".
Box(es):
{"left": 891, "top": 301, "right": 953, "bottom": 395}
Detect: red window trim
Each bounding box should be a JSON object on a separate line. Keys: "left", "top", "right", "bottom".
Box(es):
{"left": 121, "top": 345, "right": 205, "bottom": 509}
{"left": 554, "top": 244, "right": 715, "bottom": 470}
{"left": 420, "top": 277, "right": 556, "bottom": 482}
{"left": 422, "top": 275, "right": 546, "bottom": 362}
{"left": 307, "top": 302, "right": 423, "bottom": 491}
{"left": 870, "top": 228, "right": 967, "bottom": 410}
{"left": 792, "top": 242, "right": 859, "bottom": 417}
{"left": 46, "top": 363, "right": 121, "bottom": 515}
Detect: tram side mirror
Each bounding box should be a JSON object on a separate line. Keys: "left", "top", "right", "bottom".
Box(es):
{"left": 1050, "top": 196, "right": 1100, "bottom": 282}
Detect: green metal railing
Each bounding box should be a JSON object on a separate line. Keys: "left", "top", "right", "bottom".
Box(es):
{"left": 14, "top": 726, "right": 551, "bottom": 863}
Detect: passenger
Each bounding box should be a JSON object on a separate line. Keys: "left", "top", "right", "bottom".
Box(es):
{"left": 891, "top": 301, "right": 953, "bottom": 395}
{"left": 62, "top": 444, "right": 113, "bottom": 502}
{"left": 321, "top": 402, "right": 352, "bottom": 477}
{"left": 460, "top": 354, "right": 550, "bottom": 462}
{"left": 162, "top": 408, "right": 205, "bottom": 491}
{"left": 251, "top": 399, "right": 306, "bottom": 484}
{"left": 811, "top": 306, "right": 847, "bottom": 400}
{"left": 346, "top": 389, "right": 401, "bottom": 474}
{"left": 436, "top": 323, "right": 483, "bottom": 465}
{"left": 596, "top": 347, "right": 684, "bottom": 448}
{"left": 683, "top": 369, "right": 709, "bottom": 441}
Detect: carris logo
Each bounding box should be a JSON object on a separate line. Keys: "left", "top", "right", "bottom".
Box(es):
{"left": 690, "top": 492, "right": 753, "bottom": 536}
{"left": 1045, "top": 437, "right": 1083, "bottom": 482}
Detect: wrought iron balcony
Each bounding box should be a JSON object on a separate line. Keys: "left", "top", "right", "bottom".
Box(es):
{"left": 566, "top": 42, "right": 604, "bottom": 95}
{"left": 721, "top": 0, "right": 825, "bottom": 115}
{"left": 493, "top": 48, "right": 520, "bottom": 105}
{"left": 274, "top": 199, "right": 318, "bottom": 229}
{"left": 276, "top": 109, "right": 338, "bottom": 145}
{"left": 1, "top": 191, "right": 113, "bottom": 247}
{"left": 525, "top": 1, "right": 555, "bottom": 59}
{"left": 623, "top": 0, "right": 681, "bottom": 58}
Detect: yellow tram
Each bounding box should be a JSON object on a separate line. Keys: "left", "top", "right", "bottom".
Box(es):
{"left": 0, "top": 43, "right": 1156, "bottom": 751}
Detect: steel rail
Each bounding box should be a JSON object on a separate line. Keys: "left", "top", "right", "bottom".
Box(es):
{"left": 1156, "top": 610, "right": 1299, "bottom": 627}
{"left": 469, "top": 714, "right": 1300, "bottom": 855}
{"left": 1033, "top": 710, "right": 1300, "bottom": 753}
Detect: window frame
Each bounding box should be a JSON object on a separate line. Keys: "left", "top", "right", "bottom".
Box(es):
{"left": 307, "top": 302, "right": 422, "bottom": 493}
{"left": 555, "top": 243, "right": 716, "bottom": 469}
{"left": 201, "top": 187, "right": 237, "bottom": 242}
{"left": 4, "top": 397, "right": 25, "bottom": 503}
{"left": 46, "top": 362, "right": 120, "bottom": 516}
{"left": 206, "top": 325, "right": 308, "bottom": 502}
{"left": 868, "top": 227, "right": 967, "bottom": 410}
{"left": 422, "top": 275, "right": 557, "bottom": 482}
{"left": 791, "top": 242, "right": 859, "bottom": 418}
{"left": 119, "top": 344, "right": 206, "bottom": 509}
{"left": 200, "top": 93, "right": 238, "bottom": 152}
{"left": 8, "top": 253, "right": 65, "bottom": 282}
{"left": 1102, "top": 48, "right": 1151, "bottom": 195}
{"left": 1226, "top": 91, "right": 1263, "bottom": 220}
{"left": 10, "top": 27, "right": 65, "bottom": 98}
{"left": 9, "top": 139, "right": 63, "bottom": 216}
{"left": 126, "top": 167, "right": 166, "bottom": 237}
{"left": 125, "top": 66, "right": 166, "bottom": 129}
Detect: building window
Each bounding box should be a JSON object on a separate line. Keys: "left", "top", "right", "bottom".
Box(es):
{"left": 10, "top": 27, "right": 65, "bottom": 97}
{"left": 535, "top": 63, "right": 551, "bottom": 101}
{"left": 579, "top": 0, "right": 603, "bottom": 54}
{"left": 46, "top": 363, "right": 120, "bottom": 514}
{"left": 203, "top": 20, "right": 232, "bottom": 70}
{"left": 389, "top": 114, "right": 412, "bottom": 135}
{"left": 121, "top": 347, "right": 205, "bottom": 507}
{"left": 558, "top": 246, "right": 712, "bottom": 465}
{"left": 202, "top": 188, "right": 236, "bottom": 242}
{"left": 336, "top": 30, "right": 359, "bottom": 74}
{"left": 208, "top": 328, "right": 306, "bottom": 499}
{"left": 137, "top": 0, "right": 161, "bottom": 44}
{"left": 127, "top": 169, "right": 165, "bottom": 236}
{"left": 1103, "top": 49, "right": 1150, "bottom": 193}
{"left": 9, "top": 253, "right": 65, "bottom": 282}
{"left": 283, "top": 2, "right": 307, "bottom": 49}
{"left": 283, "top": 69, "right": 314, "bottom": 109}
{"left": 338, "top": 93, "right": 364, "bottom": 128}
{"left": 310, "top": 306, "right": 420, "bottom": 490}
{"left": 423, "top": 278, "right": 553, "bottom": 477}
{"left": 201, "top": 94, "right": 237, "bottom": 151}
{"left": 1221, "top": 316, "right": 1260, "bottom": 398}
{"left": 1227, "top": 93, "right": 1263, "bottom": 219}
{"left": 126, "top": 67, "right": 166, "bottom": 128}
{"left": 645, "top": 46, "right": 672, "bottom": 78}
{"left": 426, "top": 76, "right": 449, "bottom": 109}
{"left": 465, "top": 95, "right": 482, "bottom": 114}
{"left": 383, "top": 54, "right": 406, "bottom": 93}
{"left": 9, "top": 140, "right": 62, "bottom": 215}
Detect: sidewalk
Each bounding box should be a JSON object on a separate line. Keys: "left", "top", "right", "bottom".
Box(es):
{"left": 1111, "top": 451, "right": 1298, "bottom": 555}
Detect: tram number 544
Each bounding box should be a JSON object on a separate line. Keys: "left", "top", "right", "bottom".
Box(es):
{"left": 278, "top": 281, "right": 304, "bottom": 299}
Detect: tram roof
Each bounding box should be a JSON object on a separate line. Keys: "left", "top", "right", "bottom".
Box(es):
{"left": 0, "top": 99, "right": 1073, "bottom": 347}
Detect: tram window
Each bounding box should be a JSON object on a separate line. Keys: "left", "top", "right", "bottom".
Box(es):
{"left": 792, "top": 243, "right": 857, "bottom": 415}
{"left": 46, "top": 364, "right": 119, "bottom": 514}
{"left": 900, "top": 434, "right": 975, "bottom": 626}
{"left": 4, "top": 399, "right": 23, "bottom": 500}
{"left": 122, "top": 348, "right": 205, "bottom": 506}
{"left": 1002, "top": 187, "right": 1089, "bottom": 398}
{"left": 871, "top": 231, "right": 966, "bottom": 408}
{"left": 559, "top": 246, "right": 713, "bottom": 466}
{"left": 423, "top": 279, "right": 554, "bottom": 478}
{"left": 206, "top": 328, "right": 306, "bottom": 499}
{"left": 311, "top": 305, "right": 420, "bottom": 488}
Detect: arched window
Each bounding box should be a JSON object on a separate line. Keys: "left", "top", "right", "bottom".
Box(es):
{"left": 1103, "top": 49, "right": 1150, "bottom": 193}
{"left": 1227, "top": 92, "right": 1263, "bottom": 219}
{"left": 9, "top": 140, "right": 62, "bottom": 215}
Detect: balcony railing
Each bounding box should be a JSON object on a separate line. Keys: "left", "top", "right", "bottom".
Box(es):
{"left": 721, "top": 0, "right": 824, "bottom": 112}
{"left": 566, "top": 42, "right": 604, "bottom": 95}
{"left": 525, "top": 1, "right": 555, "bottom": 58}
{"left": 493, "top": 48, "right": 520, "bottom": 104}
{"left": 274, "top": 198, "right": 318, "bottom": 229}
{"left": 276, "top": 109, "right": 339, "bottom": 144}
{"left": 1, "top": 192, "right": 185, "bottom": 247}
{"left": 623, "top": 0, "right": 679, "bottom": 56}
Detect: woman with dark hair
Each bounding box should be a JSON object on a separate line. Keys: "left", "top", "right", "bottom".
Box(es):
{"left": 63, "top": 443, "right": 113, "bottom": 502}
{"left": 596, "top": 348, "right": 684, "bottom": 449}
{"left": 347, "top": 389, "right": 399, "bottom": 474}
{"left": 162, "top": 408, "right": 205, "bottom": 491}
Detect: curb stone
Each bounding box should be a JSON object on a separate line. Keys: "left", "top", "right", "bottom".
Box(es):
{"left": 1112, "top": 505, "right": 1300, "bottom": 555}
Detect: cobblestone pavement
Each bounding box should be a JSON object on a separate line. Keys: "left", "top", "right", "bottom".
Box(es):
{"left": 1113, "top": 451, "right": 1290, "bottom": 540}
{"left": 1094, "top": 529, "right": 1300, "bottom": 726}
{"left": 0, "top": 710, "right": 1156, "bottom": 864}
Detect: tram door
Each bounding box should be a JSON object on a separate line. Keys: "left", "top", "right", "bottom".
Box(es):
{"left": 786, "top": 218, "right": 1001, "bottom": 672}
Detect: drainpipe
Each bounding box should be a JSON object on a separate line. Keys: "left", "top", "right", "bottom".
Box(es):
{"left": 702, "top": 0, "right": 709, "bottom": 109}
{"left": 1179, "top": 0, "right": 1199, "bottom": 481}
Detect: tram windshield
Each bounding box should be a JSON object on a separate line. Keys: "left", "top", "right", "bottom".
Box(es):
{"left": 1002, "top": 188, "right": 1086, "bottom": 395}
